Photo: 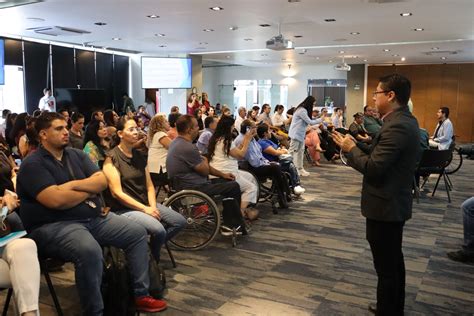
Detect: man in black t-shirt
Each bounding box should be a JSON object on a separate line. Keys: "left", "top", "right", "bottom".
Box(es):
{"left": 17, "top": 112, "right": 167, "bottom": 315}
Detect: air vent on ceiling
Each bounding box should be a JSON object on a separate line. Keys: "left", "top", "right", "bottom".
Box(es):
{"left": 423, "top": 50, "right": 459, "bottom": 56}
{"left": 26, "top": 26, "right": 91, "bottom": 36}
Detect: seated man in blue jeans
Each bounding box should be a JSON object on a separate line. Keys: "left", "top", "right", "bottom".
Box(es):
{"left": 447, "top": 196, "right": 474, "bottom": 263}
{"left": 16, "top": 112, "right": 166, "bottom": 316}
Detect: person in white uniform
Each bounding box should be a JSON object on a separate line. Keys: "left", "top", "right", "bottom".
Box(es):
{"left": 38, "top": 88, "right": 56, "bottom": 112}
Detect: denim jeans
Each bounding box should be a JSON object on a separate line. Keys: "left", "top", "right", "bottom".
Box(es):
{"left": 28, "top": 213, "right": 150, "bottom": 316}
{"left": 118, "top": 203, "right": 186, "bottom": 262}
{"left": 279, "top": 160, "right": 301, "bottom": 187}
{"left": 462, "top": 197, "right": 474, "bottom": 255}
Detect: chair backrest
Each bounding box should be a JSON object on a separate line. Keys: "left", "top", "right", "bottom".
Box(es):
{"left": 418, "top": 149, "right": 452, "bottom": 170}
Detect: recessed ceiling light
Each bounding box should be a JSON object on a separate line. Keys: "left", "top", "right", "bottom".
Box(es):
{"left": 383, "top": 49, "right": 390, "bottom": 52}
{"left": 315, "top": 57, "right": 320, "bottom": 60}
{"left": 203, "top": 28, "right": 214, "bottom": 32}
{"left": 199, "top": 42, "right": 208, "bottom": 45}
{"left": 400, "top": 13, "right": 412, "bottom": 17}
{"left": 431, "top": 47, "right": 440, "bottom": 50}
{"left": 413, "top": 28, "right": 424, "bottom": 31}
{"left": 392, "top": 54, "right": 399, "bottom": 57}
{"left": 294, "top": 35, "right": 303, "bottom": 38}
{"left": 155, "top": 33, "right": 166, "bottom": 37}
{"left": 339, "top": 50, "right": 345, "bottom": 54}
{"left": 244, "top": 38, "right": 253, "bottom": 41}
{"left": 259, "top": 24, "right": 271, "bottom": 27}
{"left": 363, "top": 59, "right": 368, "bottom": 62}
{"left": 159, "top": 45, "right": 167, "bottom": 48}
{"left": 324, "top": 18, "right": 336, "bottom": 22}
{"left": 94, "top": 22, "right": 107, "bottom": 26}
{"left": 261, "top": 54, "right": 268, "bottom": 56}
{"left": 401, "top": 57, "right": 406, "bottom": 61}
{"left": 441, "top": 56, "right": 447, "bottom": 60}
{"left": 350, "top": 32, "right": 360, "bottom": 35}
{"left": 226, "top": 55, "right": 231, "bottom": 59}
{"left": 210, "top": 6, "right": 223, "bottom": 11}
{"left": 229, "top": 26, "right": 238, "bottom": 31}
{"left": 147, "top": 14, "right": 159, "bottom": 18}
{"left": 112, "top": 37, "right": 121, "bottom": 41}
{"left": 329, "top": 60, "right": 333, "bottom": 63}
{"left": 334, "top": 38, "right": 347, "bottom": 42}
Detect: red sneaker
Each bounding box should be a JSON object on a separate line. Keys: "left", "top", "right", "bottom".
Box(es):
{"left": 135, "top": 296, "right": 167, "bottom": 312}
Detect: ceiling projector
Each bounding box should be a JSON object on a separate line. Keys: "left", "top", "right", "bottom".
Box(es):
{"left": 266, "top": 34, "right": 294, "bottom": 50}
{"left": 335, "top": 63, "right": 351, "bottom": 71}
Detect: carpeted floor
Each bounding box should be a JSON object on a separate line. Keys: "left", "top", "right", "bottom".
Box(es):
{"left": 1, "top": 158, "right": 473, "bottom": 315}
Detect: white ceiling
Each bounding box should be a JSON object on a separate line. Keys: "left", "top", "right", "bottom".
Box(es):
{"left": 0, "top": 0, "right": 473, "bottom": 66}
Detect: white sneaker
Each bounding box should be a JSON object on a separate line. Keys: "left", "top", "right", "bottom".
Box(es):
{"left": 298, "top": 169, "right": 310, "bottom": 177}
{"left": 293, "top": 185, "right": 305, "bottom": 195}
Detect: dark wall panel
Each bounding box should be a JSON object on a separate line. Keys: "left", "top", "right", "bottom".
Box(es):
{"left": 96, "top": 52, "right": 113, "bottom": 107}
{"left": 4, "top": 38, "right": 23, "bottom": 66}
{"left": 52, "top": 46, "right": 75, "bottom": 89}
{"left": 75, "top": 49, "right": 95, "bottom": 89}
{"left": 113, "top": 54, "right": 129, "bottom": 113}
{"left": 24, "top": 41, "right": 50, "bottom": 114}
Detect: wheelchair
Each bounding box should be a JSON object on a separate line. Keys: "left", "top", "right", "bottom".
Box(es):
{"left": 151, "top": 173, "right": 240, "bottom": 249}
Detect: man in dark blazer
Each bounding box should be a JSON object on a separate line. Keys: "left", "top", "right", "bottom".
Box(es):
{"left": 333, "top": 74, "right": 420, "bottom": 315}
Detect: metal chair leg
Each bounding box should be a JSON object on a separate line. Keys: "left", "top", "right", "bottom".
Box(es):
{"left": 43, "top": 269, "right": 64, "bottom": 316}
{"left": 2, "top": 288, "right": 13, "bottom": 316}
{"left": 165, "top": 243, "right": 177, "bottom": 268}
{"left": 445, "top": 174, "right": 453, "bottom": 191}
{"left": 432, "top": 173, "right": 443, "bottom": 197}
{"left": 443, "top": 173, "right": 451, "bottom": 203}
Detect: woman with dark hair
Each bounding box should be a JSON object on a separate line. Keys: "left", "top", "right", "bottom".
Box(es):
{"left": 247, "top": 109, "right": 258, "bottom": 122}
{"left": 9, "top": 112, "right": 29, "bottom": 150}
{"left": 288, "top": 96, "right": 322, "bottom": 177}
{"left": 18, "top": 117, "right": 39, "bottom": 158}
{"left": 272, "top": 104, "right": 292, "bottom": 130}
{"left": 202, "top": 92, "right": 211, "bottom": 111}
{"left": 207, "top": 116, "right": 259, "bottom": 220}
{"left": 194, "top": 108, "right": 204, "bottom": 130}
{"left": 83, "top": 119, "right": 110, "bottom": 168}
{"left": 69, "top": 112, "right": 85, "bottom": 150}
{"left": 103, "top": 117, "right": 186, "bottom": 263}
{"left": 103, "top": 109, "right": 119, "bottom": 130}
{"left": 186, "top": 93, "right": 200, "bottom": 115}
{"left": 167, "top": 113, "right": 181, "bottom": 140}
{"left": 207, "top": 105, "right": 216, "bottom": 118}
{"left": 4, "top": 113, "right": 17, "bottom": 150}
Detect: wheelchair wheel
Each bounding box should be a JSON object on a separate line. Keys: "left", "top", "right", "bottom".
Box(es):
{"left": 163, "top": 190, "right": 221, "bottom": 251}
{"left": 445, "top": 147, "right": 463, "bottom": 175}
{"left": 340, "top": 148, "right": 349, "bottom": 166}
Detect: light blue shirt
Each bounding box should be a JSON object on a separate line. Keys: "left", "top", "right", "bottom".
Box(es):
{"left": 233, "top": 134, "right": 269, "bottom": 168}
{"left": 288, "top": 107, "right": 321, "bottom": 142}
{"left": 196, "top": 128, "right": 214, "bottom": 154}
{"left": 433, "top": 118, "right": 454, "bottom": 150}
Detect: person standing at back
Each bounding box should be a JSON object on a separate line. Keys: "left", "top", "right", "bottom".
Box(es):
{"left": 38, "top": 88, "right": 56, "bottom": 112}
{"left": 333, "top": 74, "right": 420, "bottom": 316}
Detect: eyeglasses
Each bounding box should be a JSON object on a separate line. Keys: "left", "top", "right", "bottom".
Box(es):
{"left": 372, "top": 90, "right": 390, "bottom": 97}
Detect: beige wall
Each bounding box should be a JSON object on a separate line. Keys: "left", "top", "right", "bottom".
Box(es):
{"left": 188, "top": 55, "right": 203, "bottom": 97}
{"left": 346, "top": 64, "right": 365, "bottom": 126}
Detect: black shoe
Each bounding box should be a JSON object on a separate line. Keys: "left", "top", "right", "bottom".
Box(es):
{"left": 368, "top": 302, "right": 377, "bottom": 314}
{"left": 447, "top": 250, "right": 474, "bottom": 263}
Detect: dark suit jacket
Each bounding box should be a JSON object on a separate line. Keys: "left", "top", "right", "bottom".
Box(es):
{"left": 346, "top": 106, "right": 420, "bottom": 222}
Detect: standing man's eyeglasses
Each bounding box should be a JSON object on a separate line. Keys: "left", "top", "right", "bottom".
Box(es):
{"left": 372, "top": 90, "right": 390, "bottom": 97}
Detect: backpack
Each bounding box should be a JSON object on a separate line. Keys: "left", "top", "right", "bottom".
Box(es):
{"left": 148, "top": 254, "right": 166, "bottom": 299}
{"left": 101, "top": 247, "right": 136, "bottom": 316}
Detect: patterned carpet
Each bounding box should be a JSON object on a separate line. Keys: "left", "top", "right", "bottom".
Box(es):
{"left": 1, "top": 158, "right": 473, "bottom": 315}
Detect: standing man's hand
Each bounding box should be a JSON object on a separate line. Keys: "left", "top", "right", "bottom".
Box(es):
{"left": 333, "top": 131, "right": 357, "bottom": 153}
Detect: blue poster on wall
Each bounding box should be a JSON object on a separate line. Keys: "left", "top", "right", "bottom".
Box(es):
{"left": 0, "top": 39, "right": 4, "bottom": 85}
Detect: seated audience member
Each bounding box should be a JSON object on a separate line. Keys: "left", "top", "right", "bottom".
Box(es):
{"left": 257, "top": 124, "right": 305, "bottom": 195}
{"left": 83, "top": 120, "right": 110, "bottom": 168}
{"left": 17, "top": 112, "right": 167, "bottom": 315}
{"left": 201, "top": 92, "right": 211, "bottom": 111}
{"left": 0, "top": 109, "right": 11, "bottom": 138}
{"left": 58, "top": 108, "right": 70, "bottom": 125}
{"left": 18, "top": 117, "right": 39, "bottom": 158}
{"left": 207, "top": 106, "right": 216, "bottom": 118}
{"left": 235, "top": 106, "right": 247, "bottom": 133}
{"left": 220, "top": 105, "right": 232, "bottom": 117}
{"left": 272, "top": 104, "right": 291, "bottom": 132}
{"left": 207, "top": 116, "right": 259, "bottom": 220}
{"left": 9, "top": 112, "right": 29, "bottom": 151}
{"left": 69, "top": 112, "right": 85, "bottom": 150}
{"left": 252, "top": 105, "right": 260, "bottom": 114}
{"left": 247, "top": 109, "right": 258, "bottom": 122}
{"left": 429, "top": 106, "right": 454, "bottom": 150}
{"left": 103, "top": 109, "right": 120, "bottom": 138}
{"left": 257, "top": 104, "right": 272, "bottom": 125}
{"left": 197, "top": 116, "right": 217, "bottom": 155}
{"left": 331, "top": 107, "right": 344, "bottom": 129}
{"left": 167, "top": 113, "right": 181, "bottom": 140}
{"left": 363, "top": 105, "right": 382, "bottom": 137}
{"left": 215, "top": 103, "right": 222, "bottom": 116}
{"left": 349, "top": 112, "right": 372, "bottom": 143}
{"left": 235, "top": 119, "right": 292, "bottom": 207}
{"left": 90, "top": 110, "right": 104, "bottom": 123}
{"left": 447, "top": 197, "right": 474, "bottom": 263}
{"left": 166, "top": 115, "right": 247, "bottom": 235}
{"left": 194, "top": 108, "right": 204, "bottom": 131}
{"left": 4, "top": 113, "right": 17, "bottom": 150}
{"left": 147, "top": 115, "right": 171, "bottom": 182}
{"left": 103, "top": 117, "right": 186, "bottom": 263}
{"left": 168, "top": 106, "right": 180, "bottom": 121}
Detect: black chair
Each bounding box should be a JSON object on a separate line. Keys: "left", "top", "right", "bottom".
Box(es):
{"left": 416, "top": 149, "right": 452, "bottom": 203}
